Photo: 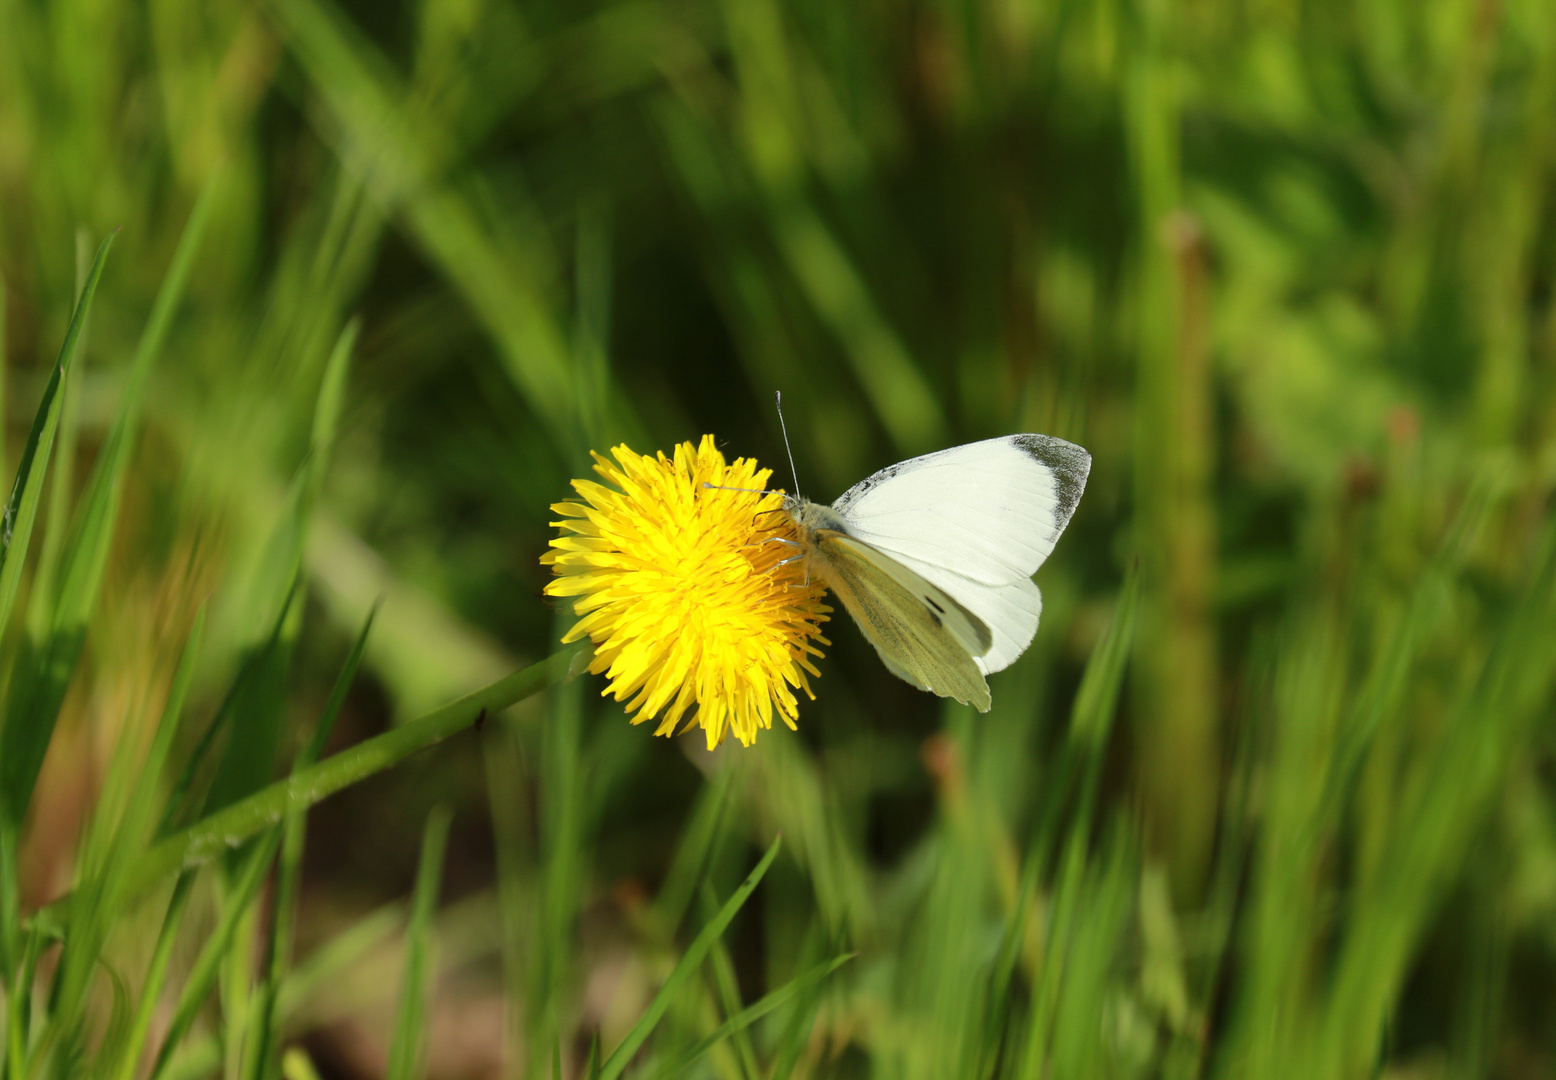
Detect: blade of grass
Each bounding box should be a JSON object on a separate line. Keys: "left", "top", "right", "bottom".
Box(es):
{"left": 386, "top": 805, "right": 452, "bottom": 1080}
{"left": 530, "top": 609, "right": 586, "bottom": 1077}
{"left": 95, "top": 960, "right": 135, "bottom": 1074}
{"left": 37, "top": 173, "right": 219, "bottom": 639}
{"left": 1028, "top": 572, "right": 1140, "bottom": 874}
{"left": 277, "top": 902, "right": 404, "bottom": 1017}
{"left": 208, "top": 319, "right": 356, "bottom": 820}
{"left": 648, "top": 766, "right": 734, "bottom": 940}
{"left": 1070, "top": 570, "right": 1141, "bottom": 822}
{"left": 269, "top": 0, "right": 581, "bottom": 444}
{"left": 159, "top": 582, "right": 302, "bottom": 839}
{"left": 766, "top": 935, "right": 832, "bottom": 1080}
{"left": 248, "top": 607, "right": 376, "bottom": 1080}
{"left": 5, "top": 922, "right": 44, "bottom": 1079}
{"left": 697, "top": 884, "right": 761, "bottom": 1080}
{"left": 647, "top": 952, "right": 854, "bottom": 1080}
{"left": 281, "top": 1047, "right": 326, "bottom": 1080}
{"left": 0, "top": 229, "right": 116, "bottom": 826}
{"left": 598, "top": 835, "right": 783, "bottom": 1080}
{"left": 27, "top": 642, "right": 586, "bottom": 941}
{"left": 483, "top": 708, "right": 533, "bottom": 1078}
{"left": 1046, "top": 825, "right": 1137, "bottom": 1078}
{"left": 43, "top": 609, "right": 206, "bottom": 1069}
{"left": 12, "top": 212, "right": 215, "bottom": 1020}
{"left": 121, "top": 642, "right": 588, "bottom": 907}
{"left": 0, "top": 274, "right": 7, "bottom": 482}
{"left": 147, "top": 829, "right": 284, "bottom": 1080}
{"left": 108, "top": 875, "right": 196, "bottom": 1080}
{"left": 976, "top": 851, "right": 1041, "bottom": 1080}
{"left": 0, "top": 813, "right": 19, "bottom": 981}
{"left": 26, "top": 230, "right": 95, "bottom": 639}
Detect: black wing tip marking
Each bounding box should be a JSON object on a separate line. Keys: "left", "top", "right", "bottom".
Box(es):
{"left": 1013, "top": 434, "right": 1090, "bottom": 529}
{"left": 831, "top": 462, "right": 904, "bottom": 513}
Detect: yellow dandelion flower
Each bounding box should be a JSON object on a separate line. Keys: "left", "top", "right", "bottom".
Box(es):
{"left": 542, "top": 435, "right": 831, "bottom": 749}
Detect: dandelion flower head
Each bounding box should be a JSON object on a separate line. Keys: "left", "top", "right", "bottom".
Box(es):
{"left": 543, "top": 436, "right": 830, "bottom": 748}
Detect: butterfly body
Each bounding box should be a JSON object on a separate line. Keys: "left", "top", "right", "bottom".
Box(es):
{"left": 781, "top": 434, "right": 1090, "bottom": 712}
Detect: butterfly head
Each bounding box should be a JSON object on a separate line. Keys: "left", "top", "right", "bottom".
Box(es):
{"left": 782, "top": 494, "right": 846, "bottom": 534}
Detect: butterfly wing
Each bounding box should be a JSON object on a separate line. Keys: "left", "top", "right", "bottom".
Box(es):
{"left": 812, "top": 529, "right": 992, "bottom": 712}
{"left": 831, "top": 435, "right": 1089, "bottom": 674}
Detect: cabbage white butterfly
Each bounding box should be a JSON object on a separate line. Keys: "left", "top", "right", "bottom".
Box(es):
{"left": 767, "top": 399, "right": 1090, "bottom": 711}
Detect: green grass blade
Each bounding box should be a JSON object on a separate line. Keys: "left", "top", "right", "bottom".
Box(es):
{"left": 20, "top": 175, "right": 219, "bottom": 681}
{"left": 698, "top": 884, "right": 761, "bottom": 1080}
{"left": 648, "top": 767, "right": 734, "bottom": 940}
{"left": 649, "top": 952, "right": 854, "bottom": 1080}
{"left": 202, "top": 579, "right": 300, "bottom": 817}
{"left": 249, "top": 608, "right": 376, "bottom": 1080}
{"left": 6, "top": 923, "right": 44, "bottom": 1078}
{"left": 26, "top": 231, "right": 95, "bottom": 641}
{"left": 1069, "top": 571, "right": 1141, "bottom": 817}
{"left": 207, "top": 319, "right": 357, "bottom": 822}
{"left": 306, "top": 317, "right": 355, "bottom": 503}
{"left": 108, "top": 874, "right": 196, "bottom": 1080}
{"left": 0, "top": 815, "right": 20, "bottom": 985}
{"left": 147, "top": 830, "right": 284, "bottom": 1080}
{"left": 0, "top": 274, "right": 7, "bottom": 482}
{"left": 530, "top": 609, "right": 587, "bottom": 1075}
{"left": 27, "top": 643, "right": 586, "bottom": 941}
{"left": 270, "top": 0, "right": 580, "bottom": 444}
{"left": 159, "top": 584, "right": 302, "bottom": 837}
{"left": 276, "top": 901, "right": 403, "bottom": 1017}
{"left": 598, "top": 835, "right": 783, "bottom": 1080}
{"left": 95, "top": 959, "right": 135, "bottom": 1074}
{"left": 0, "top": 229, "right": 116, "bottom": 827}
{"left": 766, "top": 942, "right": 833, "bottom": 1080}
{"left": 40, "top": 609, "right": 205, "bottom": 1062}
{"left": 386, "top": 805, "right": 452, "bottom": 1080}
{"left": 122, "top": 642, "right": 587, "bottom": 907}
{"left": 70, "top": 607, "right": 206, "bottom": 913}
{"left": 977, "top": 853, "right": 1042, "bottom": 1080}
{"left": 52, "top": 173, "right": 221, "bottom": 646}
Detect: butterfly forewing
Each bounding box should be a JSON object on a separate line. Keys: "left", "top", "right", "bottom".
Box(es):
{"left": 814, "top": 530, "right": 992, "bottom": 712}
{"left": 832, "top": 435, "right": 1090, "bottom": 586}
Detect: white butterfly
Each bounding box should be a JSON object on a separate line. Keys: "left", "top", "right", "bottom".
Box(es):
{"left": 779, "top": 433, "right": 1091, "bottom": 712}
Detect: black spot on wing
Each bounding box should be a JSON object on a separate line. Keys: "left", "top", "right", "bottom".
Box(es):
{"left": 1014, "top": 434, "right": 1091, "bottom": 529}
{"left": 925, "top": 596, "right": 945, "bottom": 614}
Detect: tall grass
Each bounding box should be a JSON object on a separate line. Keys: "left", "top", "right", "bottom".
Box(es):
{"left": 1, "top": 0, "right": 1555, "bottom": 1077}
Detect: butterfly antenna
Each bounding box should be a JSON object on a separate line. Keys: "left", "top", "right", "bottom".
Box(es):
{"left": 775, "top": 391, "right": 801, "bottom": 498}
{"left": 703, "top": 483, "right": 780, "bottom": 495}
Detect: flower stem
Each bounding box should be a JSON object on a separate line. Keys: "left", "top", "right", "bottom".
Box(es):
{"left": 126, "top": 643, "right": 589, "bottom": 903}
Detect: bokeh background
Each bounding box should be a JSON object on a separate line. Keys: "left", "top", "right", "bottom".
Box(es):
{"left": 3, "top": 0, "right": 1556, "bottom": 1076}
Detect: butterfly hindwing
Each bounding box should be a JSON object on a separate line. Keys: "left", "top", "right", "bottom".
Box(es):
{"left": 874, "top": 552, "right": 1043, "bottom": 675}
{"left": 812, "top": 530, "right": 992, "bottom": 712}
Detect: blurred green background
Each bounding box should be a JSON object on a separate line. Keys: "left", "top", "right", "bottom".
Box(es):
{"left": 3, "top": 0, "right": 1556, "bottom": 1076}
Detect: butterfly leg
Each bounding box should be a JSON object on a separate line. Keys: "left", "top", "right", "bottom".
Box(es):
{"left": 774, "top": 552, "right": 813, "bottom": 588}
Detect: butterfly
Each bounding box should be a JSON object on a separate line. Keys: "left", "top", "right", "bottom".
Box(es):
{"left": 776, "top": 430, "right": 1090, "bottom": 712}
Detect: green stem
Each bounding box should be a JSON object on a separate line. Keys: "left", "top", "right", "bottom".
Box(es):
{"left": 142, "top": 644, "right": 587, "bottom": 890}
{"left": 34, "top": 643, "right": 588, "bottom": 935}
